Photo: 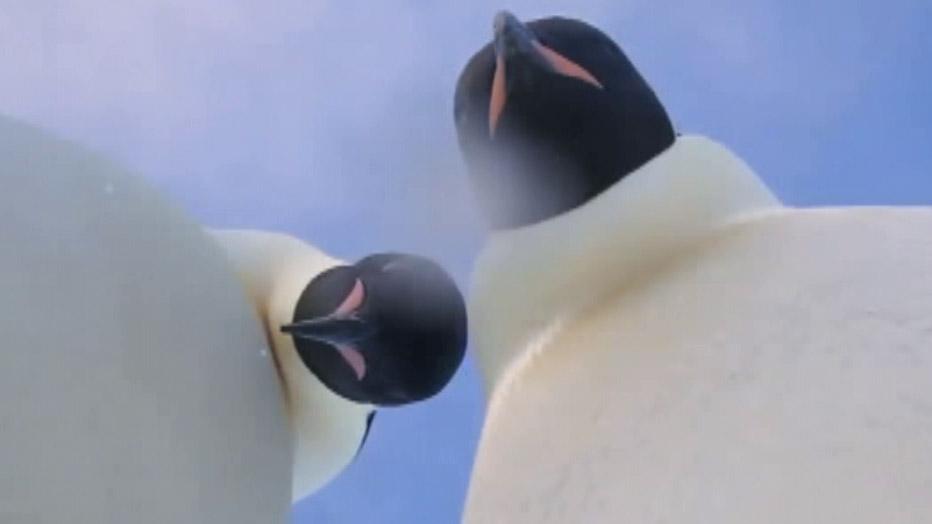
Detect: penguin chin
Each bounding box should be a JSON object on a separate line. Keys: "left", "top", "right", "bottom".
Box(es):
{"left": 470, "top": 132, "right": 593, "bottom": 227}
{"left": 302, "top": 350, "right": 413, "bottom": 407}
{"left": 292, "top": 337, "right": 369, "bottom": 403}
{"left": 324, "top": 382, "right": 416, "bottom": 408}
{"left": 322, "top": 364, "right": 437, "bottom": 407}
{"left": 316, "top": 374, "right": 373, "bottom": 405}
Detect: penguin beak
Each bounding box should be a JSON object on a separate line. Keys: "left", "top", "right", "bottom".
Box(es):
{"left": 493, "top": 11, "right": 544, "bottom": 67}
{"left": 280, "top": 315, "right": 376, "bottom": 346}
{"left": 489, "top": 11, "right": 543, "bottom": 136}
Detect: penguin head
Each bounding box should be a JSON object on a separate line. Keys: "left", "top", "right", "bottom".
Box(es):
{"left": 281, "top": 254, "right": 467, "bottom": 406}
{"left": 454, "top": 12, "right": 675, "bottom": 229}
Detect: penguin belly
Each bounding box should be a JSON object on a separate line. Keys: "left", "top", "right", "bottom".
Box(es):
{"left": 464, "top": 208, "right": 932, "bottom": 523}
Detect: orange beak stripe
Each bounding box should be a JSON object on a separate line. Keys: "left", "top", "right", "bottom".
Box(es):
{"left": 489, "top": 55, "right": 507, "bottom": 137}
{"left": 534, "top": 42, "right": 604, "bottom": 90}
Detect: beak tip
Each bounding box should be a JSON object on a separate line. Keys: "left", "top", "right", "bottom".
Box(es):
{"left": 493, "top": 11, "right": 516, "bottom": 37}
{"left": 492, "top": 11, "right": 538, "bottom": 61}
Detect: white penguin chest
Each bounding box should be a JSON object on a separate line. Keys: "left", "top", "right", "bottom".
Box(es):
{"left": 466, "top": 209, "right": 932, "bottom": 523}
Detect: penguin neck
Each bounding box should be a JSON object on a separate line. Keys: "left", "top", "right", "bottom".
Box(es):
{"left": 469, "top": 135, "right": 783, "bottom": 399}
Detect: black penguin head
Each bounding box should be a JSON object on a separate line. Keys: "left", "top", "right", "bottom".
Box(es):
{"left": 280, "top": 253, "right": 467, "bottom": 406}
{"left": 454, "top": 12, "right": 675, "bottom": 229}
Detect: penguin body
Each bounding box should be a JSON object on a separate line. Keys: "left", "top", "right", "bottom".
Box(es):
{"left": 454, "top": 13, "right": 932, "bottom": 523}
{"left": 209, "top": 230, "right": 373, "bottom": 501}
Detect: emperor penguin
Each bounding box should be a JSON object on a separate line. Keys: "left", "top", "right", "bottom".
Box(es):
{"left": 454, "top": 12, "right": 932, "bottom": 523}
{"left": 208, "top": 230, "right": 467, "bottom": 502}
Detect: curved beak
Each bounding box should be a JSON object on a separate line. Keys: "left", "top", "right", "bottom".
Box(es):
{"left": 280, "top": 315, "right": 376, "bottom": 346}
{"left": 493, "top": 11, "right": 548, "bottom": 68}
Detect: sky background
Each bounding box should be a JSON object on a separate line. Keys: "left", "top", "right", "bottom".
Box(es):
{"left": 2, "top": 1, "right": 931, "bottom": 522}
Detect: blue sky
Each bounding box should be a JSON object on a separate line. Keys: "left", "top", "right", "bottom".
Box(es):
{"left": 2, "top": 1, "right": 931, "bottom": 522}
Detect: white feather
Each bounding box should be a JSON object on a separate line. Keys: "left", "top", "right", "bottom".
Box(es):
{"left": 465, "top": 136, "right": 932, "bottom": 522}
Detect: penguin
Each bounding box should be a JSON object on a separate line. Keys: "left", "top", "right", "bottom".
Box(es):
{"left": 454, "top": 12, "right": 932, "bottom": 523}
{"left": 208, "top": 229, "right": 467, "bottom": 502}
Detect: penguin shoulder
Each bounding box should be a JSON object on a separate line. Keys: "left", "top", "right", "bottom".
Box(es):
{"left": 208, "top": 228, "right": 341, "bottom": 320}
{"left": 469, "top": 135, "right": 781, "bottom": 396}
